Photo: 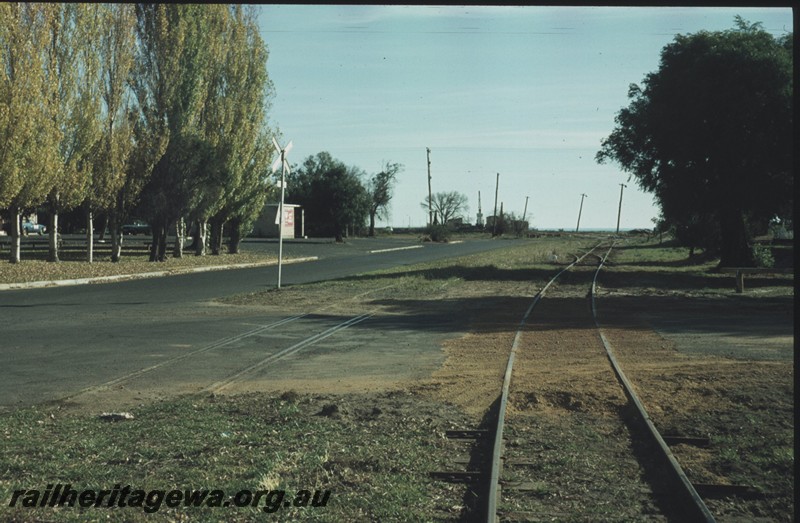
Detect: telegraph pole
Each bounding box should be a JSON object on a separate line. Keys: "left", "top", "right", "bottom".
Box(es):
{"left": 576, "top": 193, "right": 587, "bottom": 232}
{"left": 492, "top": 173, "right": 499, "bottom": 236}
{"left": 426, "top": 148, "right": 432, "bottom": 226}
{"left": 522, "top": 196, "right": 529, "bottom": 229}
{"left": 616, "top": 183, "right": 627, "bottom": 235}
{"left": 476, "top": 191, "right": 484, "bottom": 227}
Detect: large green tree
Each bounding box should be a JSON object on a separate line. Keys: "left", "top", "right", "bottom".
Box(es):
{"left": 287, "top": 152, "right": 369, "bottom": 242}
{"left": 596, "top": 18, "right": 792, "bottom": 266}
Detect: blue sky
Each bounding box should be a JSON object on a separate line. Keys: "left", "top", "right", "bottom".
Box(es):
{"left": 257, "top": 5, "right": 792, "bottom": 230}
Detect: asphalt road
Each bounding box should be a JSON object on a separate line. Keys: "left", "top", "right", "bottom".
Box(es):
{"left": 0, "top": 237, "right": 511, "bottom": 409}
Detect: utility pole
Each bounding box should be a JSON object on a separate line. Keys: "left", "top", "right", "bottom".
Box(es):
{"left": 492, "top": 173, "right": 499, "bottom": 236}
{"left": 576, "top": 193, "right": 587, "bottom": 232}
{"left": 476, "top": 191, "right": 484, "bottom": 227}
{"left": 499, "top": 202, "right": 504, "bottom": 234}
{"left": 426, "top": 148, "right": 432, "bottom": 226}
{"left": 616, "top": 183, "right": 627, "bottom": 235}
{"left": 522, "top": 196, "right": 529, "bottom": 223}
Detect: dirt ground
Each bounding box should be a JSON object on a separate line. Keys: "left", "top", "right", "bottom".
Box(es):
{"left": 410, "top": 257, "right": 793, "bottom": 521}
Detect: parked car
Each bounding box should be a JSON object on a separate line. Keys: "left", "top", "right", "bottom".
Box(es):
{"left": 122, "top": 221, "right": 151, "bottom": 235}
{"left": 22, "top": 221, "right": 46, "bottom": 235}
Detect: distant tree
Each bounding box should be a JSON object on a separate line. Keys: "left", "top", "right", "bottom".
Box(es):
{"left": 421, "top": 191, "right": 469, "bottom": 226}
{"left": 287, "top": 152, "right": 369, "bottom": 242}
{"left": 672, "top": 213, "right": 720, "bottom": 256}
{"left": 651, "top": 215, "right": 669, "bottom": 244}
{"left": 506, "top": 212, "right": 529, "bottom": 238}
{"left": 366, "top": 161, "right": 403, "bottom": 236}
{"left": 596, "top": 18, "right": 792, "bottom": 266}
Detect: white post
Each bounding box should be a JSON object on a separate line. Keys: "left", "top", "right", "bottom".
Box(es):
{"left": 271, "top": 138, "right": 292, "bottom": 289}
{"left": 278, "top": 149, "right": 286, "bottom": 289}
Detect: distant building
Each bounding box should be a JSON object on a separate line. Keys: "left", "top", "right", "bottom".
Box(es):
{"left": 251, "top": 203, "right": 304, "bottom": 238}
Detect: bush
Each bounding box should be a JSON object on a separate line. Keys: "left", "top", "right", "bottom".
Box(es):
{"left": 425, "top": 224, "right": 451, "bottom": 242}
{"left": 751, "top": 244, "right": 774, "bottom": 268}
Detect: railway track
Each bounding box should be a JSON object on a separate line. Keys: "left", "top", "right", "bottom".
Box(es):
{"left": 434, "top": 241, "right": 717, "bottom": 522}
{"left": 60, "top": 283, "right": 401, "bottom": 404}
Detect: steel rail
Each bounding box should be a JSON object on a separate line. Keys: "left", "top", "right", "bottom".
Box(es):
{"left": 591, "top": 244, "right": 717, "bottom": 522}
{"left": 204, "top": 311, "right": 374, "bottom": 393}
{"left": 61, "top": 283, "right": 401, "bottom": 402}
{"left": 485, "top": 241, "right": 607, "bottom": 522}
{"left": 64, "top": 313, "right": 308, "bottom": 400}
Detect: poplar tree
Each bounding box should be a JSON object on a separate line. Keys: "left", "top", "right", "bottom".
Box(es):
{"left": 0, "top": 3, "right": 61, "bottom": 263}
{"left": 43, "top": 4, "right": 91, "bottom": 262}
{"left": 223, "top": 130, "right": 274, "bottom": 254}
{"left": 94, "top": 3, "right": 137, "bottom": 262}
{"left": 206, "top": 6, "right": 275, "bottom": 255}
{"left": 134, "top": 4, "right": 224, "bottom": 261}
{"left": 185, "top": 5, "right": 229, "bottom": 257}
{"left": 133, "top": 4, "right": 195, "bottom": 261}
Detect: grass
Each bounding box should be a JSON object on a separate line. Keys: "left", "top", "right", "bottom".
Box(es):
{"left": 221, "top": 235, "right": 594, "bottom": 310}
{"left": 0, "top": 392, "right": 472, "bottom": 522}
{"left": 0, "top": 250, "right": 277, "bottom": 285}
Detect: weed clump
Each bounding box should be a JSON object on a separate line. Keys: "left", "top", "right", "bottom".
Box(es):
{"left": 423, "top": 224, "right": 451, "bottom": 243}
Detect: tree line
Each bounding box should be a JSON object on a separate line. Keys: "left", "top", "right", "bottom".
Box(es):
{"left": 0, "top": 3, "right": 274, "bottom": 263}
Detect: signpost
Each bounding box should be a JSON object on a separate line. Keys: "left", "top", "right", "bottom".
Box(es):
{"left": 271, "top": 138, "right": 293, "bottom": 289}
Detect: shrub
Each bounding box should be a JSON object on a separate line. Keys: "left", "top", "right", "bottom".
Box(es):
{"left": 751, "top": 244, "right": 774, "bottom": 268}
{"left": 425, "top": 224, "right": 451, "bottom": 242}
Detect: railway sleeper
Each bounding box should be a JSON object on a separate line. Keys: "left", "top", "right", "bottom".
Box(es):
{"left": 499, "top": 480, "right": 549, "bottom": 493}
{"left": 452, "top": 456, "right": 488, "bottom": 466}
{"left": 428, "top": 471, "right": 484, "bottom": 483}
{"left": 693, "top": 483, "right": 766, "bottom": 500}
{"left": 662, "top": 434, "right": 711, "bottom": 448}
{"left": 446, "top": 429, "right": 489, "bottom": 440}
{"left": 498, "top": 509, "right": 574, "bottom": 522}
